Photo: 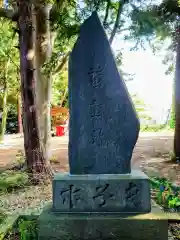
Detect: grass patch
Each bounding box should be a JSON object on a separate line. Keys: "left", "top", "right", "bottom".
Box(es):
{"left": 0, "top": 170, "right": 29, "bottom": 194}
{"left": 141, "top": 124, "right": 173, "bottom": 132}
{"left": 0, "top": 210, "right": 6, "bottom": 225}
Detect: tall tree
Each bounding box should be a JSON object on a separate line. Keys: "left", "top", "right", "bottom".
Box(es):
{"left": 0, "top": 0, "right": 135, "bottom": 179}
{"left": 18, "top": 0, "right": 51, "bottom": 180}
{"left": 129, "top": 0, "right": 180, "bottom": 161}
{"left": 0, "top": 21, "right": 19, "bottom": 142}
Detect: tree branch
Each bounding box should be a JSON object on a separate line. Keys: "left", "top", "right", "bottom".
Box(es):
{"left": 0, "top": 8, "right": 18, "bottom": 21}
{"left": 53, "top": 52, "right": 70, "bottom": 75}
{"left": 117, "top": 27, "right": 129, "bottom": 33}
{"left": 59, "top": 87, "right": 68, "bottom": 107}
{"left": 109, "top": 0, "right": 129, "bottom": 45}
{"left": 103, "top": 0, "right": 111, "bottom": 27}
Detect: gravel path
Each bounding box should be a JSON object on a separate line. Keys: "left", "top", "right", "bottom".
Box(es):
{"left": 0, "top": 185, "right": 52, "bottom": 215}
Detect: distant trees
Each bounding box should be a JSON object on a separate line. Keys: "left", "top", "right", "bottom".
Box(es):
{"left": 131, "top": 94, "right": 152, "bottom": 123}
{"left": 0, "top": 21, "right": 19, "bottom": 142}
{"left": 129, "top": 0, "right": 180, "bottom": 160}
{"left": 0, "top": 0, "right": 135, "bottom": 180}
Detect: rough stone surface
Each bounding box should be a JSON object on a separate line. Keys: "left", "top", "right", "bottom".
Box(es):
{"left": 68, "top": 12, "right": 140, "bottom": 174}
{"left": 52, "top": 170, "right": 150, "bottom": 213}
{"left": 38, "top": 202, "right": 168, "bottom": 240}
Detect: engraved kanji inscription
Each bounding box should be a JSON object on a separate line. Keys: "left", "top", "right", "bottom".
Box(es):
{"left": 91, "top": 128, "right": 103, "bottom": 144}
{"left": 125, "top": 182, "right": 141, "bottom": 207}
{"left": 88, "top": 65, "right": 103, "bottom": 88}
{"left": 90, "top": 99, "right": 103, "bottom": 118}
{"left": 60, "top": 185, "right": 86, "bottom": 209}
{"left": 93, "top": 184, "right": 114, "bottom": 207}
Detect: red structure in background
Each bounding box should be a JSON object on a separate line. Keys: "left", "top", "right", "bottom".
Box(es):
{"left": 17, "top": 104, "right": 69, "bottom": 136}
{"left": 51, "top": 107, "right": 69, "bottom": 136}
{"left": 56, "top": 125, "right": 65, "bottom": 136}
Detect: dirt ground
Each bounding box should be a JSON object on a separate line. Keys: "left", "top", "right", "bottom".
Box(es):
{"left": 0, "top": 132, "right": 179, "bottom": 185}
{"left": 1, "top": 133, "right": 179, "bottom": 240}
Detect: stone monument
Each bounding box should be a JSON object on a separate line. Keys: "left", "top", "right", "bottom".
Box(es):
{"left": 68, "top": 12, "right": 139, "bottom": 175}
{"left": 38, "top": 12, "right": 168, "bottom": 240}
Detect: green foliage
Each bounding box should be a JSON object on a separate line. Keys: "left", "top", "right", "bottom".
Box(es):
{"left": 131, "top": 94, "right": 152, "bottom": 121}
{"left": 151, "top": 177, "right": 180, "bottom": 210}
{"left": 52, "top": 65, "right": 68, "bottom": 106}
{"left": 0, "top": 209, "right": 6, "bottom": 224}
{"left": 169, "top": 103, "right": 175, "bottom": 129}
{"left": 129, "top": 0, "right": 178, "bottom": 41}
{"left": 141, "top": 124, "right": 169, "bottom": 132}
{"left": 50, "top": 155, "right": 59, "bottom": 163}
{"left": 0, "top": 0, "right": 137, "bottom": 116}
{"left": 128, "top": 0, "right": 179, "bottom": 75}
{"left": 18, "top": 219, "right": 37, "bottom": 240}
{"left": 50, "top": 0, "right": 135, "bottom": 107}
{"left": 169, "top": 86, "right": 175, "bottom": 129}
{"left": 13, "top": 150, "right": 25, "bottom": 165}
{"left": 1, "top": 218, "right": 38, "bottom": 240}
{"left": 0, "top": 171, "right": 29, "bottom": 194}
{"left": 0, "top": 20, "right": 20, "bottom": 139}
{"left": 0, "top": 21, "right": 19, "bottom": 93}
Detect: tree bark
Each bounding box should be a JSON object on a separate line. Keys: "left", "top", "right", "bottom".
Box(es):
{"left": 59, "top": 87, "right": 68, "bottom": 107}
{"left": 0, "top": 58, "right": 10, "bottom": 142}
{"left": 109, "top": 0, "right": 129, "bottom": 45}
{"left": 174, "top": 27, "right": 180, "bottom": 162}
{"left": 32, "top": 3, "right": 52, "bottom": 161}
{"left": 103, "top": 0, "right": 111, "bottom": 27}
{"left": 17, "top": 94, "right": 23, "bottom": 133}
{"left": 17, "top": 0, "right": 52, "bottom": 180}
{"left": 0, "top": 82, "right": 8, "bottom": 142}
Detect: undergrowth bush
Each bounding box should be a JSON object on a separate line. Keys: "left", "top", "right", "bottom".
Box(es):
{"left": 18, "top": 219, "right": 37, "bottom": 240}
{"left": 0, "top": 209, "right": 6, "bottom": 224}
{"left": 50, "top": 155, "right": 59, "bottom": 163}
{"left": 150, "top": 177, "right": 180, "bottom": 210}
{"left": 2, "top": 218, "right": 38, "bottom": 240}
{"left": 14, "top": 150, "right": 25, "bottom": 165}
{"left": 0, "top": 171, "right": 29, "bottom": 193}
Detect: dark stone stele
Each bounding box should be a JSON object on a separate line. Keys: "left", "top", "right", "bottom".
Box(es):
{"left": 68, "top": 11, "right": 140, "bottom": 174}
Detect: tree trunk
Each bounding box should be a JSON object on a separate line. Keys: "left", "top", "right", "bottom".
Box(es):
{"left": 109, "top": 0, "right": 129, "bottom": 45}
{"left": 0, "top": 57, "right": 10, "bottom": 142}
{"left": 17, "top": 94, "right": 23, "bottom": 133}
{"left": 17, "top": 0, "right": 52, "bottom": 181}
{"left": 32, "top": 3, "right": 52, "bottom": 161}
{"left": 59, "top": 87, "right": 68, "bottom": 107}
{"left": 103, "top": 0, "right": 111, "bottom": 27}
{"left": 174, "top": 27, "right": 180, "bottom": 162}
{"left": 0, "top": 83, "right": 8, "bottom": 142}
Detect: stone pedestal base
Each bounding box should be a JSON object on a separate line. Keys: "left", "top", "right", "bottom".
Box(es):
{"left": 53, "top": 170, "right": 151, "bottom": 213}
{"left": 38, "top": 202, "right": 168, "bottom": 240}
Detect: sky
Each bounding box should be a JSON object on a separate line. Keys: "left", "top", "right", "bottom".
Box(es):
{"left": 112, "top": 38, "right": 174, "bottom": 123}
{"left": 77, "top": 1, "right": 172, "bottom": 122}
